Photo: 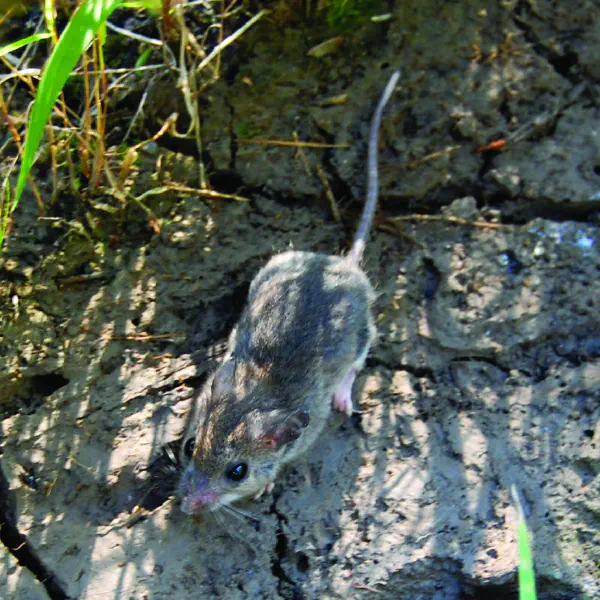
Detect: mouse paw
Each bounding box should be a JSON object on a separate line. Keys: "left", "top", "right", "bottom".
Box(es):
{"left": 254, "top": 481, "right": 274, "bottom": 500}
{"left": 332, "top": 394, "right": 353, "bottom": 416}
{"left": 332, "top": 369, "right": 357, "bottom": 416}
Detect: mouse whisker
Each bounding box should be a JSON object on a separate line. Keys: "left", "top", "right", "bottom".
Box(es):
{"left": 222, "top": 503, "right": 264, "bottom": 524}
{"left": 213, "top": 507, "right": 231, "bottom": 532}
{"left": 215, "top": 507, "right": 260, "bottom": 551}
{"left": 214, "top": 506, "right": 242, "bottom": 538}
{"left": 220, "top": 506, "right": 248, "bottom": 529}
{"left": 222, "top": 504, "right": 280, "bottom": 534}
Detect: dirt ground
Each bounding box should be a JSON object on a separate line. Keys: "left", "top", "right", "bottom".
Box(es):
{"left": 1, "top": 1, "right": 599, "bottom": 599}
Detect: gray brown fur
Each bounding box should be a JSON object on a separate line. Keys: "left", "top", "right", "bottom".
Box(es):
{"left": 179, "top": 72, "right": 399, "bottom": 515}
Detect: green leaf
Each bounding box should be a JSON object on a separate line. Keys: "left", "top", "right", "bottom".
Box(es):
{"left": 0, "top": 33, "right": 52, "bottom": 58}
{"left": 135, "top": 47, "right": 152, "bottom": 67}
{"left": 511, "top": 485, "right": 538, "bottom": 600}
{"left": 517, "top": 518, "right": 537, "bottom": 600}
{"left": 121, "top": 0, "right": 162, "bottom": 14}
{"left": 11, "top": 0, "right": 124, "bottom": 213}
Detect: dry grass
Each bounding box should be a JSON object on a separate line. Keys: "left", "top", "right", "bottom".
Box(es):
{"left": 0, "top": 0, "right": 266, "bottom": 244}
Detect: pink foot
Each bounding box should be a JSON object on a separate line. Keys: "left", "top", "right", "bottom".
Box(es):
{"left": 332, "top": 369, "right": 357, "bottom": 416}
{"left": 254, "top": 481, "right": 274, "bottom": 500}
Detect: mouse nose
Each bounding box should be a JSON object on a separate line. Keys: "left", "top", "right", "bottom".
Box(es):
{"left": 179, "top": 467, "right": 219, "bottom": 514}
{"left": 181, "top": 493, "right": 212, "bottom": 515}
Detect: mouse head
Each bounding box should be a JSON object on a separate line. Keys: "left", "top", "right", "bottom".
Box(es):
{"left": 179, "top": 360, "right": 310, "bottom": 515}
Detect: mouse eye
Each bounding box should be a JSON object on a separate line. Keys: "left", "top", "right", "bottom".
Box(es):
{"left": 225, "top": 462, "right": 248, "bottom": 482}
{"left": 183, "top": 438, "right": 195, "bottom": 458}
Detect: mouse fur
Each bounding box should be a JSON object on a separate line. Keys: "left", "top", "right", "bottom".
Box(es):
{"left": 179, "top": 72, "right": 400, "bottom": 516}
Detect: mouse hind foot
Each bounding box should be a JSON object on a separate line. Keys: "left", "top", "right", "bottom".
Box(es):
{"left": 332, "top": 368, "right": 357, "bottom": 416}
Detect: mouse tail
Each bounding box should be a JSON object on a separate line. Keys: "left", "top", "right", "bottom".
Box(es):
{"left": 348, "top": 70, "right": 400, "bottom": 264}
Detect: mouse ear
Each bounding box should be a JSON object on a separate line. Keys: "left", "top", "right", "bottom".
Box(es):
{"left": 249, "top": 408, "right": 310, "bottom": 450}
{"left": 211, "top": 360, "right": 235, "bottom": 397}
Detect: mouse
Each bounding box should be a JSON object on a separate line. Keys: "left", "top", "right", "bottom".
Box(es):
{"left": 179, "top": 71, "right": 400, "bottom": 516}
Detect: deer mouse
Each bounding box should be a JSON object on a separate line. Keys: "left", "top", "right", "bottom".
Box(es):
{"left": 179, "top": 71, "right": 400, "bottom": 515}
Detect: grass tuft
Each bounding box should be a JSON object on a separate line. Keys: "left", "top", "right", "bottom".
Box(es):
{"left": 11, "top": 0, "right": 123, "bottom": 205}
{"left": 1, "top": 0, "right": 268, "bottom": 248}
{"left": 1, "top": 0, "right": 124, "bottom": 247}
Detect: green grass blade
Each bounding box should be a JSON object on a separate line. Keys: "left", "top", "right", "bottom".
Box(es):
{"left": 11, "top": 0, "right": 124, "bottom": 213}
{"left": 43, "top": 0, "right": 57, "bottom": 41}
{"left": 0, "top": 33, "right": 52, "bottom": 58}
{"left": 120, "top": 0, "right": 161, "bottom": 13}
{"left": 135, "top": 47, "right": 152, "bottom": 68}
{"left": 511, "top": 485, "right": 538, "bottom": 600}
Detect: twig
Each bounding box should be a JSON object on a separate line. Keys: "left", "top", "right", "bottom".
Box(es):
{"left": 46, "top": 124, "right": 59, "bottom": 206}
{"left": 119, "top": 112, "right": 179, "bottom": 185}
{"left": 5, "top": 14, "right": 45, "bottom": 106}
{"left": 121, "top": 75, "right": 166, "bottom": 143}
{"left": 0, "top": 68, "right": 40, "bottom": 85}
{"left": 216, "top": 0, "right": 225, "bottom": 74}
{"left": 195, "top": 9, "right": 268, "bottom": 72}
{"left": 90, "top": 37, "right": 108, "bottom": 189}
{"left": 81, "top": 325, "right": 185, "bottom": 342}
{"left": 239, "top": 138, "right": 349, "bottom": 149}
{"left": 0, "top": 64, "right": 168, "bottom": 85}
{"left": 352, "top": 581, "right": 383, "bottom": 594}
{"left": 404, "top": 145, "right": 460, "bottom": 169}
{"left": 0, "top": 90, "right": 44, "bottom": 211}
{"left": 292, "top": 131, "right": 311, "bottom": 177}
{"left": 315, "top": 165, "right": 341, "bottom": 223}
{"left": 377, "top": 220, "right": 425, "bottom": 248}
{"left": 105, "top": 21, "right": 164, "bottom": 47}
{"left": 135, "top": 184, "right": 249, "bottom": 203}
{"left": 174, "top": 2, "right": 207, "bottom": 188}
{"left": 88, "top": 64, "right": 170, "bottom": 75}
{"left": 0, "top": 57, "right": 37, "bottom": 92}
{"left": 212, "top": 0, "right": 225, "bottom": 76}
{"left": 80, "top": 47, "right": 93, "bottom": 179}
{"left": 132, "top": 113, "right": 178, "bottom": 155}
{"left": 383, "top": 215, "right": 507, "bottom": 230}
{"left": 505, "top": 81, "right": 586, "bottom": 146}
{"left": 0, "top": 88, "right": 22, "bottom": 146}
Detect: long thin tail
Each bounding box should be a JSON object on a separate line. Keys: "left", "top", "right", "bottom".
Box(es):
{"left": 349, "top": 70, "right": 400, "bottom": 264}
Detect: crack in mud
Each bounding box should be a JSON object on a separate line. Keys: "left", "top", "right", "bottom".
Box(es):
{"left": 377, "top": 186, "right": 597, "bottom": 227}
{"left": 478, "top": 193, "right": 598, "bottom": 224}
{"left": 519, "top": 333, "right": 600, "bottom": 382}
{"left": 269, "top": 492, "right": 304, "bottom": 600}
{"left": 449, "top": 356, "right": 512, "bottom": 377}
{"left": 311, "top": 117, "right": 354, "bottom": 215}
{"left": 365, "top": 356, "right": 437, "bottom": 381}
{"left": 513, "top": 1, "right": 585, "bottom": 86}
{"left": 0, "top": 462, "right": 71, "bottom": 600}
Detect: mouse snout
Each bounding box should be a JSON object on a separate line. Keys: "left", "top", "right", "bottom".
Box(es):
{"left": 179, "top": 466, "right": 220, "bottom": 514}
